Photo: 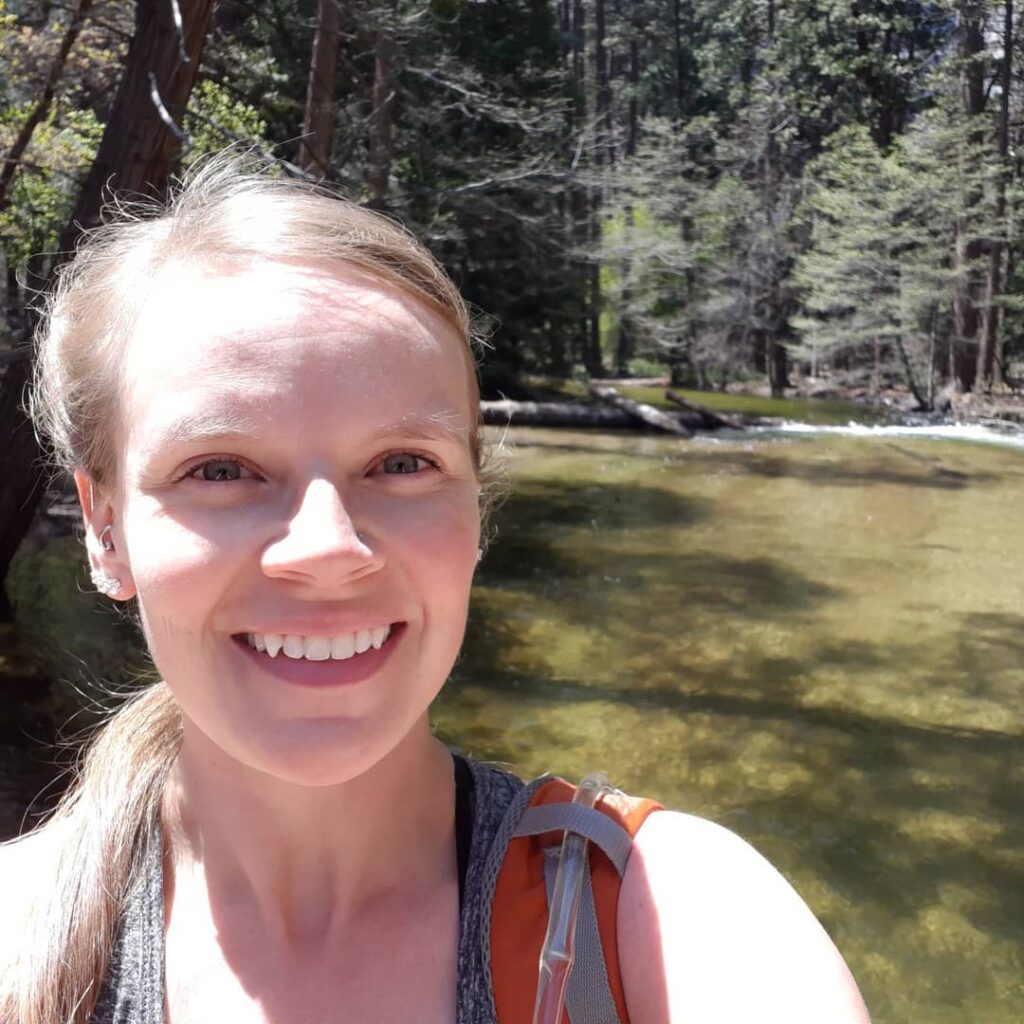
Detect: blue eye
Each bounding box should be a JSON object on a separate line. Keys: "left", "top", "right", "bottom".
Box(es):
{"left": 191, "top": 459, "right": 246, "bottom": 482}
{"left": 381, "top": 453, "right": 430, "bottom": 474}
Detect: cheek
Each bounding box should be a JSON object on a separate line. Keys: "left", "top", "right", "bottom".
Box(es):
{"left": 390, "top": 489, "right": 480, "bottom": 566}
{"left": 123, "top": 503, "right": 248, "bottom": 610}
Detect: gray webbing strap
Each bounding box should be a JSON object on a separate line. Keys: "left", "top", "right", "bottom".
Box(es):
{"left": 543, "top": 849, "right": 623, "bottom": 1024}
{"left": 511, "top": 803, "right": 633, "bottom": 878}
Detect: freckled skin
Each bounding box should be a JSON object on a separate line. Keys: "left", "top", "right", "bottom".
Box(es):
{"left": 93, "top": 260, "right": 482, "bottom": 787}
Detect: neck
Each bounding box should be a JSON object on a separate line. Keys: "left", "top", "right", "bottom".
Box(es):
{"left": 162, "top": 718, "right": 456, "bottom": 941}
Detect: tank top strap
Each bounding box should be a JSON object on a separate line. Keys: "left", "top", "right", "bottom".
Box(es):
{"left": 90, "top": 828, "right": 165, "bottom": 1024}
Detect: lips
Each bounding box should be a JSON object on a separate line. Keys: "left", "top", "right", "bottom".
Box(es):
{"left": 231, "top": 623, "right": 403, "bottom": 689}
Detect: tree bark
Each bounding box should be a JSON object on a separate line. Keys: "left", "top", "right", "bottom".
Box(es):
{"left": 367, "top": 1, "right": 398, "bottom": 200}
{"left": 589, "top": 385, "right": 693, "bottom": 435}
{"left": 58, "top": 0, "right": 215, "bottom": 251}
{"left": 951, "top": 0, "right": 987, "bottom": 391}
{"left": 298, "top": 0, "right": 343, "bottom": 176}
{"left": 0, "top": 0, "right": 215, "bottom": 591}
{"left": 0, "top": 0, "right": 96, "bottom": 210}
{"left": 665, "top": 390, "right": 746, "bottom": 430}
{"left": 481, "top": 399, "right": 637, "bottom": 430}
{"left": 569, "top": 0, "right": 596, "bottom": 370}
{"left": 977, "top": 0, "right": 1012, "bottom": 390}
{"left": 626, "top": 25, "right": 639, "bottom": 159}
{"left": 594, "top": 0, "right": 613, "bottom": 169}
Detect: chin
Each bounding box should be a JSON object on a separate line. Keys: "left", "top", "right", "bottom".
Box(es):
{"left": 207, "top": 712, "right": 423, "bottom": 789}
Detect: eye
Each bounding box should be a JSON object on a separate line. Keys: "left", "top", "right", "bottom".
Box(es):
{"left": 378, "top": 452, "right": 435, "bottom": 475}
{"left": 186, "top": 458, "right": 252, "bottom": 482}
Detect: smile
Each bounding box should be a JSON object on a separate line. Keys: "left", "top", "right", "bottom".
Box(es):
{"left": 244, "top": 627, "right": 392, "bottom": 661}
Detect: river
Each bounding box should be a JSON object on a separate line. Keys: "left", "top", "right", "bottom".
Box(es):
{"left": 434, "top": 423, "right": 1024, "bottom": 1024}
{"left": 3, "top": 420, "right": 1023, "bottom": 1022}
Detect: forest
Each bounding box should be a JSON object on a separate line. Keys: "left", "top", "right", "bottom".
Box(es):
{"left": 1, "top": 0, "right": 1023, "bottom": 575}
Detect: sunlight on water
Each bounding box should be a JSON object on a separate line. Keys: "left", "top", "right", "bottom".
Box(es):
{"left": 432, "top": 427, "right": 1024, "bottom": 1024}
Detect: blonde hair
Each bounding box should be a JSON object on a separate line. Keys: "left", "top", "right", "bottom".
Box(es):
{"left": 6, "top": 155, "right": 491, "bottom": 1024}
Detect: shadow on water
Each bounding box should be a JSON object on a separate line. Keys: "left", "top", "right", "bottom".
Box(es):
{"left": 441, "top": 604, "right": 1024, "bottom": 1019}
{"left": 677, "top": 447, "right": 1005, "bottom": 489}
{"left": 437, "top": 431, "right": 1024, "bottom": 1021}
{"left": 492, "top": 477, "right": 714, "bottom": 531}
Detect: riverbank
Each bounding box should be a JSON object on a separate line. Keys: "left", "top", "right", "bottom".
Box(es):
{"left": 493, "top": 374, "right": 1024, "bottom": 435}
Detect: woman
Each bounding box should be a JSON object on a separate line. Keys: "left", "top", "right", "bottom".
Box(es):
{"left": 0, "top": 161, "right": 870, "bottom": 1024}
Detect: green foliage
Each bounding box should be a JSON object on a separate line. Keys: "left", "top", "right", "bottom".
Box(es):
{"left": 0, "top": 102, "right": 101, "bottom": 268}
{"left": 182, "top": 78, "right": 270, "bottom": 166}
{"left": 794, "top": 106, "right": 999, "bottom": 393}
{"left": 0, "top": 0, "right": 1020, "bottom": 396}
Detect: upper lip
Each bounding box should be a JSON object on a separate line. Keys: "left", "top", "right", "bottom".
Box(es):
{"left": 232, "top": 619, "right": 401, "bottom": 637}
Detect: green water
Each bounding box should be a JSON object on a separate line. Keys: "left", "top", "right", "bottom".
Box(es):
{"left": 433, "top": 427, "right": 1024, "bottom": 1023}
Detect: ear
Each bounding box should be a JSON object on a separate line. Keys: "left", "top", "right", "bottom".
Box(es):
{"left": 74, "top": 469, "right": 137, "bottom": 601}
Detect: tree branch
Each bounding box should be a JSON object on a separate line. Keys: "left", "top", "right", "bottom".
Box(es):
{"left": 0, "top": 0, "right": 96, "bottom": 209}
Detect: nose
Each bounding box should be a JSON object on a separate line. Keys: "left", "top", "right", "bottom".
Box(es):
{"left": 261, "top": 478, "right": 384, "bottom": 587}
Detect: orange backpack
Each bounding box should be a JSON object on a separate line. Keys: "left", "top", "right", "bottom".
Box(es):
{"left": 489, "top": 778, "right": 663, "bottom": 1024}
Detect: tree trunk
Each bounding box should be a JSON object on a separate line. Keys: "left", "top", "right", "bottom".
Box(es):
{"left": 665, "top": 390, "right": 745, "bottom": 430}
{"left": 569, "top": 0, "right": 590, "bottom": 370}
{"left": 367, "top": 2, "right": 398, "bottom": 200}
{"left": 977, "top": 0, "right": 1012, "bottom": 391}
{"left": 951, "top": 0, "right": 986, "bottom": 391}
{"left": 766, "top": 331, "right": 788, "bottom": 398}
{"left": 579, "top": 0, "right": 605, "bottom": 376}
{"left": 0, "top": 0, "right": 96, "bottom": 210}
{"left": 0, "top": 0, "right": 215, "bottom": 591}
{"left": 894, "top": 334, "right": 928, "bottom": 409}
{"left": 626, "top": 28, "right": 640, "bottom": 159}
{"left": 0, "top": 350, "right": 45, "bottom": 613}
{"left": 673, "top": 0, "right": 685, "bottom": 114}
{"left": 298, "top": 0, "right": 343, "bottom": 176}
{"left": 589, "top": 385, "right": 693, "bottom": 435}
{"left": 585, "top": 253, "right": 604, "bottom": 376}
{"left": 594, "top": 0, "right": 612, "bottom": 169}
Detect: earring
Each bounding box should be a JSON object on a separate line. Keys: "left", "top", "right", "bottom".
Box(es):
{"left": 90, "top": 568, "right": 122, "bottom": 597}
{"left": 476, "top": 548, "right": 484, "bottom": 564}
{"left": 93, "top": 525, "right": 121, "bottom": 595}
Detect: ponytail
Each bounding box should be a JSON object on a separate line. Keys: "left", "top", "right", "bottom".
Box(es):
{"left": 2, "top": 683, "right": 181, "bottom": 1024}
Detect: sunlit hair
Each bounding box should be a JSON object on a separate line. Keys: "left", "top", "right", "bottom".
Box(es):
{"left": 4, "top": 154, "right": 499, "bottom": 1024}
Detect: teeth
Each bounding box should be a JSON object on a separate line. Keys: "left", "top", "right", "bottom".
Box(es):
{"left": 331, "top": 633, "right": 355, "bottom": 660}
{"left": 247, "top": 627, "right": 391, "bottom": 662}
{"left": 303, "top": 636, "right": 331, "bottom": 661}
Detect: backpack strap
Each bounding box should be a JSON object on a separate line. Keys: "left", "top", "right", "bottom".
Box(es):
{"left": 489, "top": 778, "right": 663, "bottom": 1024}
{"left": 513, "top": 803, "right": 633, "bottom": 877}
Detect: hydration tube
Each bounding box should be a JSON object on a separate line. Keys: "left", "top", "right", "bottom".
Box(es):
{"left": 531, "top": 772, "right": 611, "bottom": 1024}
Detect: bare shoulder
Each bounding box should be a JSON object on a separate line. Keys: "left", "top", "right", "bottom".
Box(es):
{"left": 0, "top": 827, "right": 63, "bottom": 965}
{"left": 617, "top": 810, "right": 871, "bottom": 1024}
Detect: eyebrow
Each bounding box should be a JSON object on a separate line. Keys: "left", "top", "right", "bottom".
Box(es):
{"left": 362, "top": 410, "right": 470, "bottom": 446}
{"left": 145, "top": 408, "right": 468, "bottom": 452}
{"left": 148, "top": 410, "right": 268, "bottom": 447}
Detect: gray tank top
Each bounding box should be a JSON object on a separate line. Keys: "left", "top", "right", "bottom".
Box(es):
{"left": 89, "top": 757, "right": 536, "bottom": 1024}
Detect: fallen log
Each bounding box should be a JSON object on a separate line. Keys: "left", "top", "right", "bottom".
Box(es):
{"left": 480, "top": 399, "right": 637, "bottom": 429}
{"left": 589, "top": 385, "right": 693, "bottom": 436}
{"left": 664, "top": 390, "right": 747, "bottom": 430}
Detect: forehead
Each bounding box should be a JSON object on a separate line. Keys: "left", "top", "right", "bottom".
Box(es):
{"left": 119, "top": 260, "right": 474, "bottom": 448}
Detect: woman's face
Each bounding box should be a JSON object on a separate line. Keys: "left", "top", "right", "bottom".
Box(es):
{"left": 91, "top": 259, "right": 481, "bottom": 785}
